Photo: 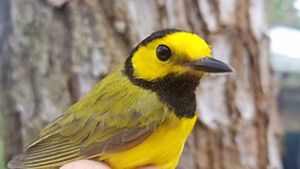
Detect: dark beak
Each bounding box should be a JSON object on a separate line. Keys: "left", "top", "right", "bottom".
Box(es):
{"left": 185, "top": 57, "right": 233, "bottom": 73}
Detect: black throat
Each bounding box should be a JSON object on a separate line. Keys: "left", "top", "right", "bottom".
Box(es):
{"left": 124, "top": 29, "right": 200, "bottom": 118}
{"left": 124, "top": 59, "right": 200, "bottom": 118}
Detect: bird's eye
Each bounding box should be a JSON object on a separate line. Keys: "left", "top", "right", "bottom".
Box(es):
{"left": 156, "top": 45, "right": 171, "bottom": 61}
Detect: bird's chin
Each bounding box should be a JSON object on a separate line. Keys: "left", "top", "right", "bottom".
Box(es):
{"left": 189, "top": 71, "right": 207, "bottom": 80}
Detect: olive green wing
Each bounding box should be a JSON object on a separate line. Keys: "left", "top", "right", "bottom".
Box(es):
{"left": 8, "top": 97, "right": 165, "bottom": 169}
{"left": 8, "top": 66, "right": 167, "bottom": 169}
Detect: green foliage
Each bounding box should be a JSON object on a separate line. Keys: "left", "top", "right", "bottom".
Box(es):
{"left": 267, "top": 0, "right": 300, "bottom": 27}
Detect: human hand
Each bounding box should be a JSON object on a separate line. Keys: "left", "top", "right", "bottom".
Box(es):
{"left": 60, "top": 160, "right": 110, "bottom": 169}
{"left": 60, "top": 160, "right": 158, "bottom": 169}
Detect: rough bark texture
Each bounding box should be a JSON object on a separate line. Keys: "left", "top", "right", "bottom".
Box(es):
{"left": 0, "top": 0, "right": 282, "bottom": 169}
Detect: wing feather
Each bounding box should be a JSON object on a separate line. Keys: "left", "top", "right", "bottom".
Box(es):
{"left": 8, "top": 66, "right": 166, "bottom": 169}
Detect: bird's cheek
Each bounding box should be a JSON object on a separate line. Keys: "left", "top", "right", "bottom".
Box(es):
{"left": 171, "top": 66, "right": 190, "bottom": 76}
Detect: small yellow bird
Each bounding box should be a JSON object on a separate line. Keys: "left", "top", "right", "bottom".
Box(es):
{"left": 8, "top": 29, "right": 232, "bottom": 169}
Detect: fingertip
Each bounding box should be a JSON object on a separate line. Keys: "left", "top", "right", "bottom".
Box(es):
{"left": 60, "top": 160, "right": 111, "bottom": 169}
{"left": 139, "top": 166, "right": 159, "bottom": 169}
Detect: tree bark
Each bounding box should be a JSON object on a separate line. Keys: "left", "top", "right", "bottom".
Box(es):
{"left": 0, "top": 0, "right": 282, "bottom": 169}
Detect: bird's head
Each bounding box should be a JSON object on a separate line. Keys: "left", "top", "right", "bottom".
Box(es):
{"left": 125, "top": 29, "right": 232, "bottom": 91}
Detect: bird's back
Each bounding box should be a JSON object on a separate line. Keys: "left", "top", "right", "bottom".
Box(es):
{"left": 8, "top": 65, "right": 169, "bottom": 169}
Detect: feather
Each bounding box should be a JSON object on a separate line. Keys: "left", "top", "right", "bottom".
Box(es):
{"left": 8, "top": 66, "right": 166, "bottom": 169}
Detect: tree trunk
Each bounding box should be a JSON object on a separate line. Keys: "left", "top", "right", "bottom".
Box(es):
{"left": 0, "top": 0, "right": 282, "bottom": 169}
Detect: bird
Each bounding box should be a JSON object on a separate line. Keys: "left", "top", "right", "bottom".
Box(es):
{"left": 8, "top": 29, "right": 232, "bottom": 169}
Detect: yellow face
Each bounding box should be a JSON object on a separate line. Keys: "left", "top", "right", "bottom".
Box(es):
{"left": 131, "top": 32, "right": 211, "bottom": 81}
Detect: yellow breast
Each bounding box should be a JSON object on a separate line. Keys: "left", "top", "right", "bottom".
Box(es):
{"left": 100, "top": 113, "right": 197, "bottom": 169}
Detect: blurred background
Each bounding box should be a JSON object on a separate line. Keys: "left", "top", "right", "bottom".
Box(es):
{"left": 268, "top": 0, "right": 300, "bottom": 169}
{"left": 0, "top": 0, "right": 300, "bottom": 169}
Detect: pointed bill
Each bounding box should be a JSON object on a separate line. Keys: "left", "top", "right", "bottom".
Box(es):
{"left": 185, "top": 57, "right": 233, "bottom": 73}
